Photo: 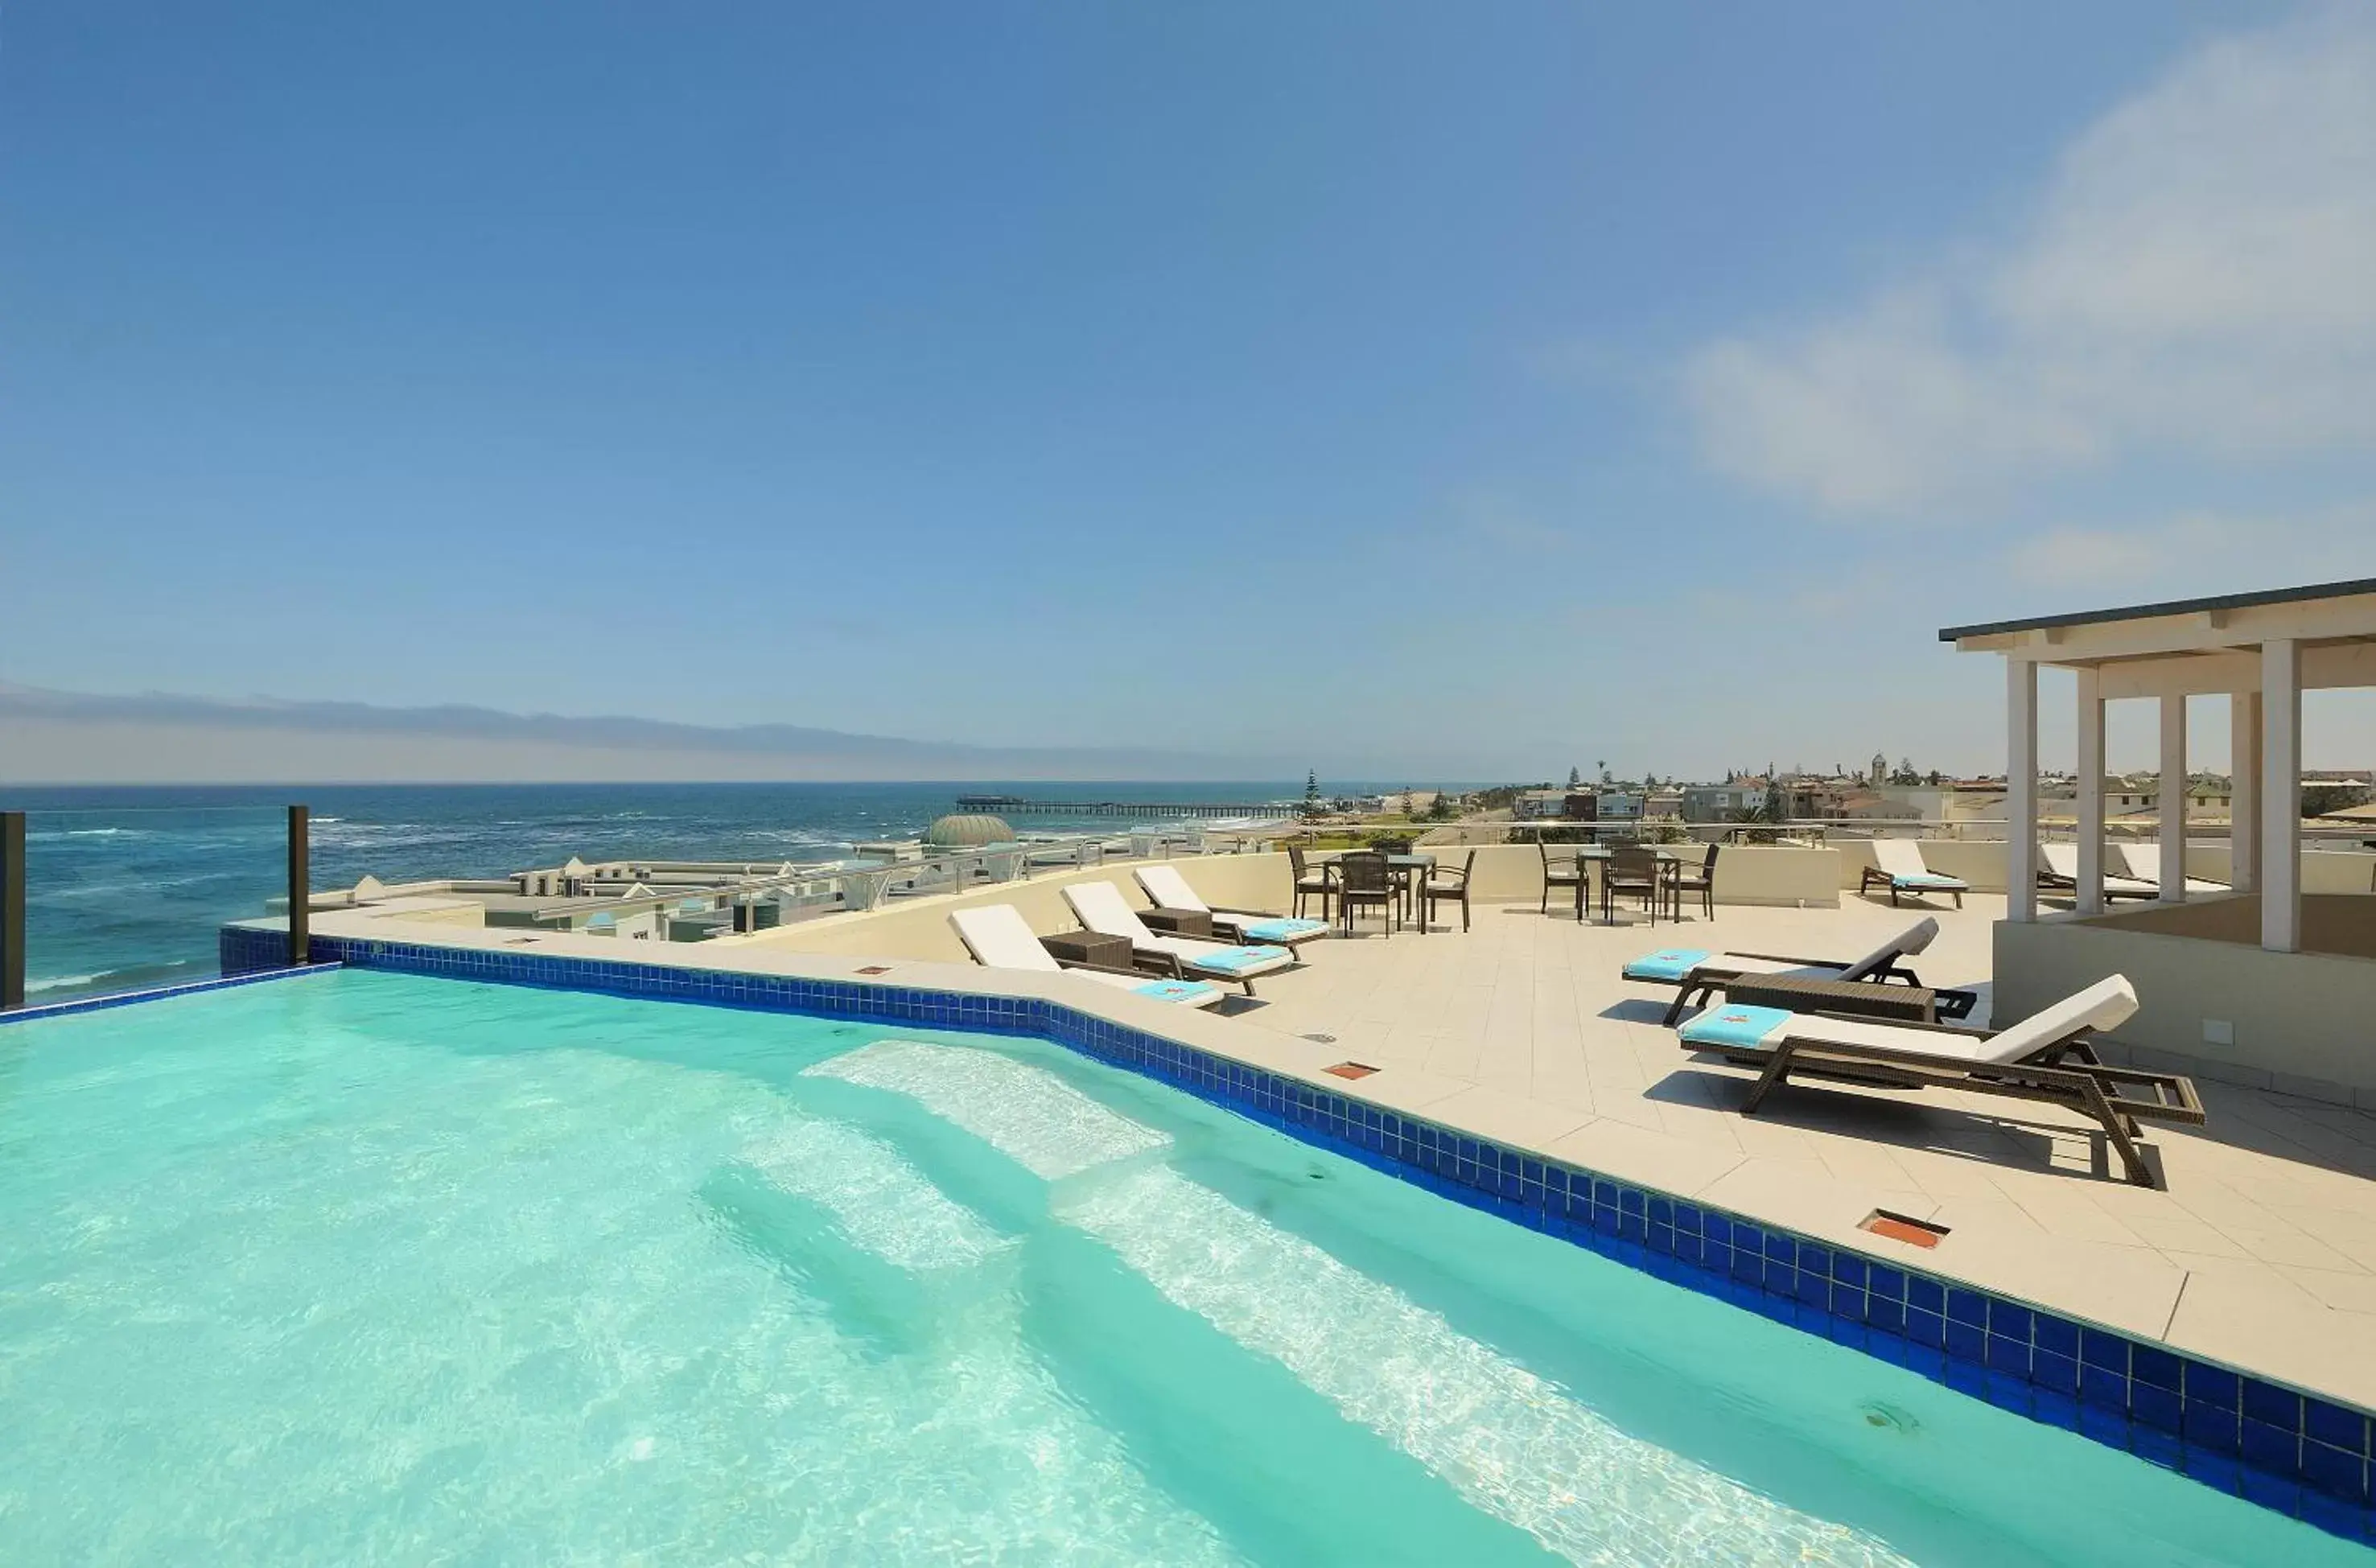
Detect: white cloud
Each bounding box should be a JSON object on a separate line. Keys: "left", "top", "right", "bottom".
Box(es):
{"left": 1687, "top": 6, "right": 2376, "bottom": 514}
{"left": 2002, "top": 498, "right": 2376, "bottom": 592}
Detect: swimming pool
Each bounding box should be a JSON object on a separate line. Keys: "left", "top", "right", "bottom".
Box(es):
{"left": 0, "top": 969, "right": 2356, "bottom": 1563}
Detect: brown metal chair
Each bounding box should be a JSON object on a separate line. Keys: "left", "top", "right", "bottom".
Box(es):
{"left": 1335, "top": 851, "right": 1399, "bottom": 935}
{"left": 1670, "top": 843, "right": 1719, "bottom": 920}
{"left": 1287, "top": 844, "right": 1336, "bottom": 921}
{"left": 1420, "top": 850, "right": 1476, "bottom": 933}
{"left": 1601, "top": 846, "right": 1666, "bottom": 925}
{"left": 1538, "top": 839, "right": 1583, "bottom": 915}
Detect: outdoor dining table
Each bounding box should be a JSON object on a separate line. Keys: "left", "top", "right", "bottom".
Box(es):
{"left": 1316, "top": 851, "right": 1436, "bottom": 927}
{"left": 1560, "top": 846, "right": 1689, "bottom": 924}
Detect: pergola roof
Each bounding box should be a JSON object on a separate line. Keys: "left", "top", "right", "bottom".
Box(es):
{"left": 1940, "top": 578, "right": 2376, "bottom": 698}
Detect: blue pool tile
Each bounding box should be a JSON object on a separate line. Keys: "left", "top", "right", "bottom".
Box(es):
{"left": 1983, "top": 1368, "right": 2032, "bottom": 1414}
{"left": 1866, "top": 1262, "right": 1905, "bottom": 1300}
{"left": 1673, "top": 1203, "right": 1703, "bottom": 1235}
{"left": 2303, "top": 1440, "right": 2372, "bottom": 1503}
{"left": 2306, "top": 1397, "right": 2371, "bottom": 1455}
{"left": 2032, "top": 1313, "right": 2080, "bottom": 1360}
{"left": 2080, "top": 1364, "right": 2129, "bottom": 1414}
{"left": 2079, "top": 1328, "right": 2131, "bottom": 1373}
{"left": 2187, "top": 1364, "right": 2240, "bottom": 1412}
{"left": 1985, "top": 1334, "right": 2032, "bottom": 1377}
{"left": 2032, "top": 1350, "right": 2079, "bottom": 1397}
{"left": 1794, "top": 1243, "right": 1830, "bottom": 1279}
{"left": 2132, "top": 1382, "right": 2184, "bottom": 1436}
{"left": 1905, "top": 1308, "right": 1945, "bottom": 1350}
{"left": 2035, "top": 1389, "right": 2081, "bottom": 1434}
{"left": 2243, "top": 1418, "right": 2301, "bottom": 1475}
{"left": 1906, "top": 1275, "right": 1944, "bottom": 1316}
{"left": 2130, "top": 1343, "right": 2185, "bottom": 1393}
{"left": 2298, "top": 1487, "right": 2373, "bottom": 1543}
{"left": 2079, "top": 1403, "right": 2130, "bottom": 1447}
{"left": 1988, "top": 1301, "right": 2033, "bottom": 1343}
{"left": 1944, "top": 1319, "right": 1987, "bottom": 1366}
{"left": 1763, "top": 1230, "right": 1794, "bottom": 1266}
{"left": 2182, "top": 1449, "right": 2242, "bottom": 1495}
{"left": 1944, "top": 1358, "right": 1988, "bottom": 1399}
{"left": 2185, "top": 1401, "right": 2242, "bottom": 1455}
{"left": 2243, "top": 1377, "right": 2302, "bottom": 1430}
{"left": 1830, "top": 1252, "right": 1866, "bottom": 1290}
{"left": 1863, "top": 1295, "right": 1905, "bottom": 1336}
{"left": 1945, "top": 1287, "right": 1988, "bottom": 1327}
{"left": 2132, "top": 1423, "right": 2184, "bottom": 1471}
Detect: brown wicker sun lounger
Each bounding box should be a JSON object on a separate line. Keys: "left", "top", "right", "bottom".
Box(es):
{"left": 1676, "top": 976, "right": 2204, "bottom": 1186}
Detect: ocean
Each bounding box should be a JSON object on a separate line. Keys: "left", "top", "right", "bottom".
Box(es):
{"left": 0, "top": 782, "right": 1316, "bottom": 1002}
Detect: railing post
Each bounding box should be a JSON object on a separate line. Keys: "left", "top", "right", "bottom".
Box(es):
{"left": 2, "top": 810, "right": 24, "bottom": 1010}
{"left": 287, "top": 804, "right": 311, "bottom": 966}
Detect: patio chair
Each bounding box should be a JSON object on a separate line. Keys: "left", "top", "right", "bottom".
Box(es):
{"left": 1600, "top": 846, "right": 1666, "bottom": 925}
{"left": 1858, "top": 838, "right": 1968, "bottom": 908}
{"left": 948, "top": 906, "right": 1224, "bottom": 1009}
{"left": 2037, "top": 842, "right": 2157, "bottom": 902}
{"left": 1419, "top": 850, "right": 1477, "bottom": 933}
{"left": 1670, "top": 843, "right": 1719, "bottom": 920}
{"left": 1335, "top": 851, "right": 1400, "bottom": 935}
{"left": 1287, "top": 845, "right": 1336, "bottom": 921}
{"left": 1621, "top": 916, "right": 1974, "bottom": 1026}
{"left": 1538, "top": 840, "right": 1583, "bottom": 915}
{"left": 2112, "top": 843, "right": 2227, "bottom": 895}
{"left": 1131, "top": 863, "right": 1331, "bottom": 955}
{"left": 1674, "top": 974, "right": 2203, "bottom": 1187}
{"left": 1060, "top": 881, "right": 1295, "bottom": 994}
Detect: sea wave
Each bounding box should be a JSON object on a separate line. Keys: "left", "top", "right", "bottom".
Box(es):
{"left": 27, "top": 960, "right": 203, "bottom": 997}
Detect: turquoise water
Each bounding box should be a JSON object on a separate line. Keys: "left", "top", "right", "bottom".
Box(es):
{"left": 0, "top": 973, "right": 2356, "bottom": 1565}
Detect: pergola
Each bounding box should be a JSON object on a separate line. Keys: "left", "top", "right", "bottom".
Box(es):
{"left": 1941, "top": 578, "right": 2376, "bottom": 954}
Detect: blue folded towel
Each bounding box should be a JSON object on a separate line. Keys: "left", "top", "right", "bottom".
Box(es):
{"left": 1622, "top": 947, "right": 1715, "bottom": 982}
{"left": 1134, "top": 979, "right": 1221, "bottom": 1004}
{"left": 1237, "top": 916, "right": 1328, "bottom": 943}
{"left": 1678, "top": 1005, "right": 1792, "bottom": 1051}
{"left": 1192, "top": 944, "right": 1291, "bottom": 974}
{"left": 1892, "top": 872, "right": 1965, "bottom": 889}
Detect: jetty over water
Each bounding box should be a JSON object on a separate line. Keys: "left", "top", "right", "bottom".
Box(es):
{"left": 955, "top": 794, "right": 1290, "bottom": 820}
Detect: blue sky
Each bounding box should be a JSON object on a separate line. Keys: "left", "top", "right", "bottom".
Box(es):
{"left": 5, "top": 2, "right": 2374, "bottom": 780}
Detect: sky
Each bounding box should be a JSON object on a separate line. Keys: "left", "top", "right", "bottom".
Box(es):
{"left": 5, "top": 1, "right": 2375, "bottom": 782}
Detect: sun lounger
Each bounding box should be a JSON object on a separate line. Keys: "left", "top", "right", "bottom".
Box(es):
{"left": 1060, "top": 881, "right": 1296, "bottom": 994}
{"left": 949, "top": 905, "right": 1225, "bottom": 1009}
{"left": 1676, "top": 975, "right": 2203, "bottom": 1186}
{"left": 1131, "top": 864, "right": 1331, "bottom": 954}
{"left": 2111, "top": 843, "right": 2226, "bottom": 895}
{"left": 1620, "top": 916, "right": 1975, "bottom": 1025}
{"left": 2037, "top": 842, "right": 2157, "bottom": 902}
{"left": 1858, "top": 839, "right": 1968, "bottom": 907}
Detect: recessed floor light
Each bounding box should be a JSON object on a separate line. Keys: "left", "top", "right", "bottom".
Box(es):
{"left": 1301, "top": 1032, "right": 1337, "bottom": 1044}
{"left": 854, "top": 965, "right": 892, "bottom": 975}
{"left": 1324, "top": 1061, "right": 1379, "bottom": 1080}
{"left": 1859, "top": 1209, "right": 1949, "bottom": 1249}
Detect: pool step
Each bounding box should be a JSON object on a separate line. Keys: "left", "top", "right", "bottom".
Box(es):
{"left": 804, "top": 1039, "right": 1168, "bottom": 1178}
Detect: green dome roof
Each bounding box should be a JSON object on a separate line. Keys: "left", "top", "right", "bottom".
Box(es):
{"left": 924, "top": 813, "right": 1016, "bottom": 849}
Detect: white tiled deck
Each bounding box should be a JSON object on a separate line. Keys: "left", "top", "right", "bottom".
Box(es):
{"left": 1232, "top": 893, "right": 2376, "bottom": 1405}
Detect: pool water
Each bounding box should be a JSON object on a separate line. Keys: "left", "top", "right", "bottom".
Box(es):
{"left": 0, "top": 971, "right": 2354, "bottom": 1565}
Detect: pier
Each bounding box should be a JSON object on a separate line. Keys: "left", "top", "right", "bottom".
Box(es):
{"left": 955, "top": 795, "right": 1290, "bottom": 820}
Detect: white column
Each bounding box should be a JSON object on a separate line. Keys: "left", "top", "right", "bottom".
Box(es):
{"left": 2075, "top": 666, "right": 2106, "bottom": 916}
{"left": 2230, "top": 689, "right": 2261, "bottom": 894}
{"left": 2007, "top": 658, "right": 2038, "bottom": 922}
{"left": 2262, "top": 640, "right": 2300, "bottom": 952}
{"left": 2158, "top": 693, "right": 2189, "bottom": 903}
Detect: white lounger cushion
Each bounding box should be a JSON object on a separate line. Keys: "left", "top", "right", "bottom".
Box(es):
{"left": 950, "top": 905, "right": 1061, "bottom": 971}
{"left": 1867, "top": 839, "right": 1968, "bottom": 888}
{"left": 2039, "top": 843, "right": 2157, "bottom": 895}
{"left": 2113, "top": 844, "right": 2226, "bottom": 893}
{"left": 1686, "top": 975, "right": 2138, "bottom": 1066}
{"left": 1132, "top": 864, "right": 1211, "bottom": 913}
{"left": 949, "top": 905, "right": 1223, "bottom": 1008}
{"left": 1836, "top": 916, "right": 1942, "bottom": 980}
{"left": 1134, "top": 864, "right": 1329, "bottom": 945}
{"left": 1062, "top": 882, "right": 1295, "bottom": 978}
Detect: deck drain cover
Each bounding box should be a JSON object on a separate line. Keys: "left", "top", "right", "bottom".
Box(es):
{"left": 1859, "top": 1209, "right": 1950, "bottom": 1249}
{"left": 854, "top": 965, "right": 893, "bottom": 976}
{"left": 1301, "top": 1032, "right": 1337, "bottom": 1044}
{"left": 1324, "top": 1061, "right": 1378, "bottom": 1080}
